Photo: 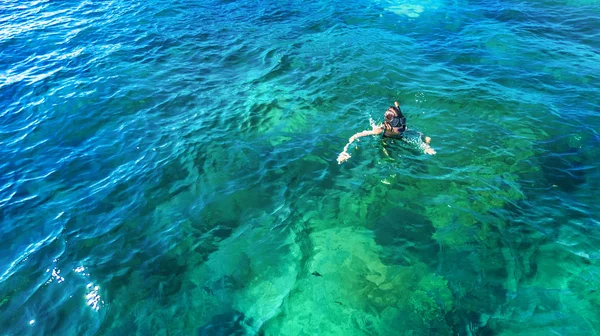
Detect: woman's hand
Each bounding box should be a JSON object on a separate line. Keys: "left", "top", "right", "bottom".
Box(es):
{"left": 424, "top": 147, "right": 436, "bottom": 155}
{"left": 337, "top": 128, "right": 381, "bottom": 164}
{"left": 337, "top": 151, "right": 351, "bottom": 164}
{"left": 423, "top": 136, "right": 435, "bottom": 154}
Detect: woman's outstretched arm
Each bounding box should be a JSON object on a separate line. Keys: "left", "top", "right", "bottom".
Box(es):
{"left": 337, "top": 126, "right": 383, "bottom": 164}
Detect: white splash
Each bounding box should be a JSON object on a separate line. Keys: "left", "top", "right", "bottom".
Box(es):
{"left": 386, "top": 4, "right": 424, "bottom": 18}
{"left": 381, "top": 0, "right": 442, "bottom": 18}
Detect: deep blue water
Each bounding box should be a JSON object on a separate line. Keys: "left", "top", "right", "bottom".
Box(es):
{"left": 1, "top": 0, "right": 599, "bottom": 335}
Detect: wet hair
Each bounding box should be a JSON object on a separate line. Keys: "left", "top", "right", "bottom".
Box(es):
{"left": 384, "top": 106, "right": 401, "bottom": 122}
{"left": 384, "top": 111, "right": 395, "bottom": 122}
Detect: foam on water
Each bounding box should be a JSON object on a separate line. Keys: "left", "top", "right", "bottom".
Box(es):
{"left": 379, "top": 0, "right": 443, "bottom": 18}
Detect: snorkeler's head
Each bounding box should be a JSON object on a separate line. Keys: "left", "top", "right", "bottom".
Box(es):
{"left": 384, "top": 106, "right": 406, "bottom": 128}
{"left": 384, "top": 106, "right": 400, "bottom": 122}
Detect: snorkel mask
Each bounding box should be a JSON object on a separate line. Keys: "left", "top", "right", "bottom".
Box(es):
{"left": 385, "top": 107, "right": 406, "bottom": 128}
{"left": 390, "top": 115, "right": 406, "bottom": 127}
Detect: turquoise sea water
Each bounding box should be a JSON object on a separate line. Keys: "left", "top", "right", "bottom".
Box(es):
{"left": 1, "top": 0, "right": 599, "bottom": 334}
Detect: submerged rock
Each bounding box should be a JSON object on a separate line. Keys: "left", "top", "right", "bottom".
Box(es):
{"left": 197, "top": 311, "right": 252, "bottom": 336}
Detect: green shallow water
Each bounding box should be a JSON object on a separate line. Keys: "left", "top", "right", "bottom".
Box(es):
{"left": 1, "top": 0, "right": 599, "bottom": 335}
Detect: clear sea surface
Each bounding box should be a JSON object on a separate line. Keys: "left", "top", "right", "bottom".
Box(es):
{"left": 1, "top": 0, "right": 599, "bottom": 335}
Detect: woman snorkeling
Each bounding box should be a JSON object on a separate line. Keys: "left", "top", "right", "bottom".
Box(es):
{"left": 337, "top": 102, "right": 436, "bottom": 164}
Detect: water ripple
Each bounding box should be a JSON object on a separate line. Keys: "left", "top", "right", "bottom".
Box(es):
{"left": 1, "top": 0, "right": 600, "bottom": 334}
